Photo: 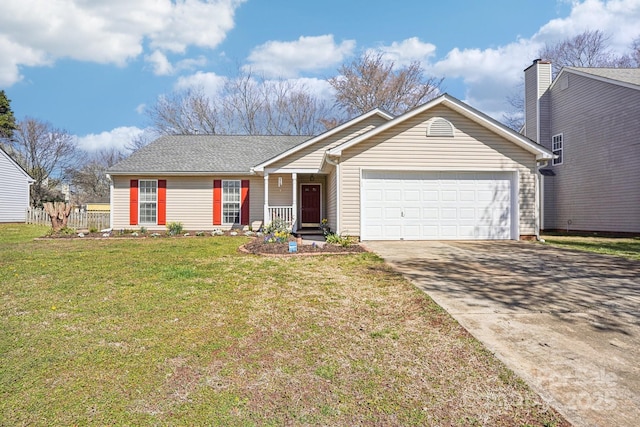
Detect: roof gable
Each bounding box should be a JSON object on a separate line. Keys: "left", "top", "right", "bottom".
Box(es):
{"left": 252, "top": 109, "right": 393, "bottom": 172}
{"left": 0, "top": 146, "right": 34, "bottom": 182}
{"left": 554, "top": 67, "right": 640, "bottom": 91}
{"left": 108, "top": 135, "right": 310, "bottom": 175}
{"left": 327, "top": 94, "right": 554, "bottom": 161}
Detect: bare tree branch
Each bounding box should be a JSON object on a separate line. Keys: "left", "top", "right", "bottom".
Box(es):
{"left": 328, "top": 52, "right": 444, "bottom": 116}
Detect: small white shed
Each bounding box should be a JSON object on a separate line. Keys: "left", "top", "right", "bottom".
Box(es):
{"left": 0, "top": 146, "right": 34, "bottom": 222}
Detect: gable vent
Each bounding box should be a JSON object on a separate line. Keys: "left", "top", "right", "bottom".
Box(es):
{"left": 427, "top": 117, "right": 454, "bottom": 137}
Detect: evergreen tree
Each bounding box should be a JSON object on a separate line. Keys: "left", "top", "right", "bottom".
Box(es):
{"left": 0, "top": 90, "right": 17, "bottom": 139}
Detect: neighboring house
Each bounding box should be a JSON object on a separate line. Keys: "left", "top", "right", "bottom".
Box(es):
{"left": 108, "top": 94, "right": 553, "bottom": 240}
{"left": 0, "top": 146, "right": 34, "bottom": 222}
{"left": 524, "top": 59, "right": 640, "bottom": 234}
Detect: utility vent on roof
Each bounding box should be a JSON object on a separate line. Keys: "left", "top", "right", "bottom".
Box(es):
{"left": 427, "top": 117, "right": 454, "bottom": 137}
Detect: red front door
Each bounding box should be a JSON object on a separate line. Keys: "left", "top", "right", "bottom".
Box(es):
{"left": 301, "top": 184, "right": 321, "bottom": 226}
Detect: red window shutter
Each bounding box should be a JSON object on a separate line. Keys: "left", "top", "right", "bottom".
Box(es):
{"left": 241, "top": 180, "right": 250, "bottom": 225}
{"left": 213, "top": 180, "right": 222, "bottom": 225}
{"left": 157, "top": 179, "right": 167, "bottom": 225}
{"left": 130, "top": 179, "right": 138, "bottom": 225}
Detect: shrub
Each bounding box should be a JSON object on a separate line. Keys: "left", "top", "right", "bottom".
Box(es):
{"left": 89, "top": 226, "right": 98, "bottom": 233}
{"left": 325, "top": 232, "right": 351, "bottom": 247}
{"left": 139, "top": 226, "right": 147, "bottom": 234}
{"left": 166, "top": 222, "right": 184, "bottom": 236}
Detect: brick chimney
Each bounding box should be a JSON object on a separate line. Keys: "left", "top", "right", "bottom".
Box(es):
{"left": 523, "top": 59, "right": 552, "bottom": 145}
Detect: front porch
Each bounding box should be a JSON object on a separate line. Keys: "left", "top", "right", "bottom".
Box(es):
{"left": 263, "top": 172, "right": 328, "bottom": 232}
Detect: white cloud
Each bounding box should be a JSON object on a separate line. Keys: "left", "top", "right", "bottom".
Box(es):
{"left": 245, "top": 34, "right": 356, "bottom": 78}
{"left": 135, "top": 104, "right": 146, "bottom": 115}
{"left": 175, "top": 71, "right": 227, "bottom": 94}
{"left": 145, "top": 50, "right": 174, "bottom": 76}
{"left": 428, "top": 0, "right": 640, "bottom": 120}
{"left": 0, "top": 0, "right": 244, "bottom": 86}
{"left": 369, "top": 37, "right": 437, "bottom": 66}
{"left": 76, "top": 126, "right": 146, "bottom": 152}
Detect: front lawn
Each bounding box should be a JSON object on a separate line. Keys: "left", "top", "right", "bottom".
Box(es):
{"left": 542, "top": 233, "right": 640, "bottom": 261}
{"left": 1, "top": 224, "right": 567, "bottom": 426}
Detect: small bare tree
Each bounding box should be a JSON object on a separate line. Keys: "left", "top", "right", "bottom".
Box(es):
{"left": 69, "top": 147, "right": 125, "bottom": 204}
{"left": 8, "top": 118, "right": 77, "bottom": 206}
{"left": 328, "top": 52, "right": 444, "bottom": 116}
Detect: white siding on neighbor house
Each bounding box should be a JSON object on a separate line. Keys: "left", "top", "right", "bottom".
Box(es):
{"left": 543, "top": 71, "right": 640, "bottom": 233}
{"left": 111, "top": 175, "right": 265, "bottom": 231}
{"left": 0, "top": 150, "right": 31, "bottom": 222}
{"left": 268, "top": 115, "right": 388, "bottom": 170}
{"left": 338, "top": 105, "right": 539, "bottom": 238}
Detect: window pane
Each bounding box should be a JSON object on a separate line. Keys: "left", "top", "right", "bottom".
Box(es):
{"left": 222, "top": 180, "right": 241, "bottom": 224}
{"left": 139, "top": 180, "right": 157, "bottom": 223}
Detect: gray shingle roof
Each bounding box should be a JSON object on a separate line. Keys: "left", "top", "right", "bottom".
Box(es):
{"left": 567, "top": 67, "right": 640, "bottom": 87}
{"left": 108, "top": 135, "right": 311, "bottom": 174}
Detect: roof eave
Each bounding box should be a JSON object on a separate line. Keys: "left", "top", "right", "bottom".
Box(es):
{"left": 107, "top": 170, "right": 255, "bottom": 176}
{"left": 328, "top": 94, "right": 553, "bottom": 159}
{"left": 253, "top": 108, "right": 393, "bottom": 171}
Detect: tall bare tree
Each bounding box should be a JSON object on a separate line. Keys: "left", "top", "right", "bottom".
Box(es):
{"left": 328, "top": 52, "right": 443, "bottom": 116}
{"left": 146, "top": 88, "right": 220, "bottom": 135}
{"left": 7, "top": 118, "right": 77, "bottom": 206}
{"left": 143, "top": 69, "right": 333, "bottom": 141}
{"left": 504, "top": 29, "right": 639, "bottom": 130}
{"left": 539, "top": 30, "right": 629, "bottom": 76}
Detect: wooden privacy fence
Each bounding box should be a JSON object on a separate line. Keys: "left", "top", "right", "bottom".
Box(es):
{"left": 26, "top": 208, "right": 110, "bottom": 230}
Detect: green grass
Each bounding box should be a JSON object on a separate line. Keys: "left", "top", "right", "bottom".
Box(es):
{"left": 1, "top": 224, "right": 567, "bottom": 426}
{"left": 542, "top": 234, "right": 640, "bottom": 260}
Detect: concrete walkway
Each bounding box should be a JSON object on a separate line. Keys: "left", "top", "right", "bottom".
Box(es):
{"left": 364, "top": 240, "right": 640, "bottom": 427}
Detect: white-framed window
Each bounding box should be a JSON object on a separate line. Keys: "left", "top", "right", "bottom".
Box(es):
{"left": 222, "top": 180, "right": 241, "bottom": 224}
{"left": 139, "top": 179, "right": 157, "bottom": 223}
{"left": 552, "top": 133, "right": 563, "bottom": 166}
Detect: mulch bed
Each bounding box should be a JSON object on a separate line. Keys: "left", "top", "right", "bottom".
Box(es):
{"left": 242, "top": 237, "right": 366, "bottom": 255}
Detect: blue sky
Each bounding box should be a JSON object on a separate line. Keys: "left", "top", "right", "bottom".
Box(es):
{"left": 2, "top": 0, "right": 639, "bottom": 152}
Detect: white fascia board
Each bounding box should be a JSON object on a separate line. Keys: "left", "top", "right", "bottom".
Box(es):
{"left": 252, "top": 108, "right": 393, "bottom": 172}
{"left": 328, "top": 94, "right": 554, "bottom": 160}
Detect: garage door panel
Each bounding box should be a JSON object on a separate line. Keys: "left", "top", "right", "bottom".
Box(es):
{"left": 361, "top": 171, "right": 514, "bottom": 240}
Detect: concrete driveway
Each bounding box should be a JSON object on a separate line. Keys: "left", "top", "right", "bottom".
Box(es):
{"left": 364, "top": 240, "right": 640, "bottom": 427}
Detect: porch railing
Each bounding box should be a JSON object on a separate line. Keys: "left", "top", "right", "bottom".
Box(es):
{"left": 267, "top": 206, "right": 295, "bottom": 229}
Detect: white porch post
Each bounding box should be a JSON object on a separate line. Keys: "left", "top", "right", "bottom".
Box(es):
{"left": 291, "top": 173, "right": 297, "bottom": 230}
{"left": 263, "top": 174, "right": 269, "bottom": 225}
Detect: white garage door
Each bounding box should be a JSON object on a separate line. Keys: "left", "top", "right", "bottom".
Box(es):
{"left": 361, "top": 171, "right": 515, "bottom": 240}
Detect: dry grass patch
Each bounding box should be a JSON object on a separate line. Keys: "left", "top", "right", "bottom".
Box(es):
{"left": 0, "top": 224, "right": 567, "bottom": 426}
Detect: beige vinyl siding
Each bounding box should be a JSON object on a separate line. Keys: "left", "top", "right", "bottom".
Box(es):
{"left": 268, "top": 115, "right": 388, "bottom": 170}
{"left": 111, "top": 175, "right": 265, "bottom": 231}
{"left": 326, "top": 165, "right": 337, "bottom": 232}
{"left": 267, "top": 174, "right": 293, "bottom": 206}
{"left": 544, "top": 71, "right": 640, "bottom": 233}
{"left": 0, "top": 151, "right": 31, "bottom": 222}
{"left": 338, "top": 105, "right": 539, "bottom": 238}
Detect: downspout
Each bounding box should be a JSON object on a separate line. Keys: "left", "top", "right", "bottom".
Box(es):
{"left": 325, "top": 155, "right": 340, "bottom": 235}
{"left": 106, "top": 174, "right": 114, "bottom": 231}
{"left": 535, "top": 160, "right": 549, "bottom": 242}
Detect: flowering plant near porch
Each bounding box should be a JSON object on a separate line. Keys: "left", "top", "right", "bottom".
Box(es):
{"left": 262, "top": 218, "right": 290, "bottom": 243}
{"left": 320, "top": 218, "right": 330, "bottom": 236}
